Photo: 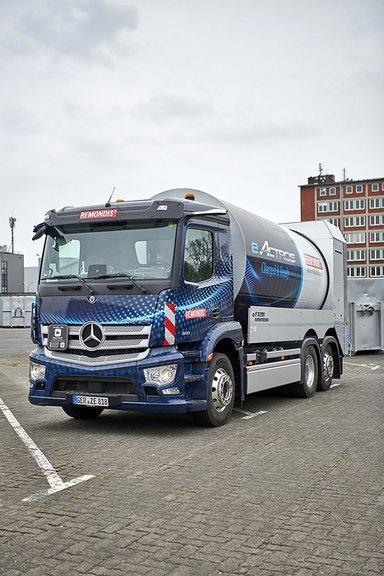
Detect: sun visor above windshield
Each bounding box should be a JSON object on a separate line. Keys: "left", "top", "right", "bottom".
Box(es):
{"left": 42, "top": 200, "right": 185, "bottom": 227}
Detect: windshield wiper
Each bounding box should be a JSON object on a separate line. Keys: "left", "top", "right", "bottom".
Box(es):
{"left": 48, "top": 274, "right": 96, "bottom": 295}
{"left": 89, "top": 273, "right": 149, "bottom": 294}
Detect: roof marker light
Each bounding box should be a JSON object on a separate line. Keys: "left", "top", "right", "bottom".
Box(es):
{"left": 185, "top": 192, "right": 195, "bottom": 201}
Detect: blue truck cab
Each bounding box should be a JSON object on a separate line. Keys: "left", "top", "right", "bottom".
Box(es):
{"left": 29, "top": 192, "right": 244, "bottom": 426}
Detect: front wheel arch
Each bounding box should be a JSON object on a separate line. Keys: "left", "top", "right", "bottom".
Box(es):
{"left": 192, "top": 352, "right": 235, "bottom": 427}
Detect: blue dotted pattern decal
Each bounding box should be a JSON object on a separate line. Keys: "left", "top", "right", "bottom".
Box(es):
{"left": 39, "top": 294, "right": 159, "bottom": 326}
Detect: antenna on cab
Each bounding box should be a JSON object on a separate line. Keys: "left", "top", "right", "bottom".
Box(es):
{"left": 105, "top": 186, "right": 116, "bottom": 207}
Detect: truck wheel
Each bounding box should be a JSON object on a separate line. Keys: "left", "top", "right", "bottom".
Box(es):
{"left": 62, "top": 406, "right": 104, "bottom": 419}
{"left": 192, "top": 353, "right": 235, "bottom": 427}
{"left": 288, "top": 344, "right": 318, "bottom": 398}
{"left": 318, "top": 343, "right": 334, "bottom": 391}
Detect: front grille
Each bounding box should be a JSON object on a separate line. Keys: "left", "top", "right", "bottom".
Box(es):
{"left": 42, "top": 324, "right": 151, "bottom": 365}
{"left": 52, "top": 375, "right": 137, "bottom": 396}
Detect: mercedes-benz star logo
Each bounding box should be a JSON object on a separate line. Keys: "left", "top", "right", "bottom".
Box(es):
{"left": 79, "top": 322, "right": 105, "bottom": 350}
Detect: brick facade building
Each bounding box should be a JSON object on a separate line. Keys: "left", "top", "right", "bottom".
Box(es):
{"left": 300, "top": 174, "right": 384, "bottom": 278}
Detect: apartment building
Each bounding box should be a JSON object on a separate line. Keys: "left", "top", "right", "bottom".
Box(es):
{"left": 300, "top": 174, "right": 384, "bottom": 278}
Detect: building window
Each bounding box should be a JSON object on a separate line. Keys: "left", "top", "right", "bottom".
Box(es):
{"left": 318, "top": 202, "right": 327, "bottom": 213}
{"left": 347, "top": 250, "right": 366, "bottom": 261}
{"left": 356, "top": 184, "right": 363, "bottom": 193}
{"left": 345, "top": 232, "right": 366, "bottom": 244}
{"left": 369, "top": 197, "right": 384, "bottom": 209}
{"left": 371, "top": 183, "right": 379, "bottom": 192}
{"left": 345, "top": 185, "right": 353, "bottom": 194}
{"left": 347, "top": 266, "right": 366, "bottom": 278}
{"left": 370, "top": 215, "right": 384, "bottom": 226}
{"left": 317, "top": 201, "right": 338, "bottom": 213}
{"left": 370, "top": 232, "right": 384, "bottom": 243}
{"left": 370, "top": 266, "right": 384, "bottom": 277}
{"left": 319, "top": 187, "right": 327, "bottom": 196}
{"left": 329, "top": 187, "right": 336, "bottom": 196}
{"left": 344, "top": 199, "right": 365, "bottom": 211}
{"left": 1, "top": 260, "right": 8, "bottom": 293}
{"left": 327, "top": 218, "right": 339, "bottom": 226}
{"left": 370, "top": 249, "right": 384, "bottom": 261}
{"left": 344, "top": 216, "right": 365, "bottom": 227}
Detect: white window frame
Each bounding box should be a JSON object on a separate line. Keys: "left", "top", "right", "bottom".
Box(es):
{"left": 369, "top": 197, "right": 384, "bottom": 209}
{"left": 347, "top": 250, "right": 366, "bottom": 261}
{"left": 370, "top": 249, "right": 384, "bottom": 261}
{"left": 371, "top": 183, "right": 379, "bottom": 192}
{"left": 317, "top": 201, "right": 338, "bottom": 213}
{"left": 370, "top": 232, "right": 384, "bottom": 243}
{"left": 344, "top": 199, "right": 365, "bottom": 211}
{"left": 328, "top": 201, "right": 338, "bottom": 212}
{"left": 370, "top": 215, "right": 384, "bottom": 226}
{"left": 329, "top": 186, "right": 336, "bottom": 196}
{"left": 347, "top": 266, "right": 366, "bottom": 278}
{"left": 345, "top": 185, "right": 353, "bottom": 194}
{"left": 356, "top": 184, "right": 363, "bottom": 193}
{"left": 345, "top": 232, "right": 366, "bottom": 244}
{"left": 344, "top": 216, "right": 365, "bottom": 227}
{"left": 370, "top": 266, "right": 384, "bottom": 277}
{"left": 319, "top": 187, "right": 327, "bottom": 197}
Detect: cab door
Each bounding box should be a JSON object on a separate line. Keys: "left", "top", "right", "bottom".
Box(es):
{"left": 176, "top": 220, "right": 233, "bottom": 344}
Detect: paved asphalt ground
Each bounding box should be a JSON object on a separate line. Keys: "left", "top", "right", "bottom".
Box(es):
{"left": 0, "top": 328, "right": 383, "bottom": 576}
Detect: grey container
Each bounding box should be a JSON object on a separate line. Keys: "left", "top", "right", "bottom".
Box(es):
{"left": 0, "top": 295, "right": 34, "bottom": 327}
{"left": 347, "top": 278, "right": 384, "bottom": 353}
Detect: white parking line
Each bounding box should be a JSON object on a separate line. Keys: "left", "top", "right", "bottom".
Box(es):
{"left": 330, "top": 383, "right": 341, "bottom": 388}
{"left": 0, "top": 398, "right": 94, "bottom": 502}
{"left": 233, "top": 408, "right": 268, "bottom": 420}
{"left": 344, "top": 362, "right": 380, "bottom": 371}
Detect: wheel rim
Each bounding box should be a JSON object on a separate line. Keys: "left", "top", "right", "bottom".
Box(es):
{"left": 211, "top": 367, "right": 234, "bottom": 413}
{"left": 323, "top": 349, "right": 334, "bottom": 380}
{"left": 305, "top": 354, "right": 316, "bottom": 390}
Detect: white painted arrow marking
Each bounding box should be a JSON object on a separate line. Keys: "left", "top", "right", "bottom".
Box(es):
{"left": 0, "top": 398, "right": 94, "bottom": 502}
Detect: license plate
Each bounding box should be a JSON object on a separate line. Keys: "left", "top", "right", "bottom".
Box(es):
{"left": 73, "top": 395, "right": 109, "bottom": 407}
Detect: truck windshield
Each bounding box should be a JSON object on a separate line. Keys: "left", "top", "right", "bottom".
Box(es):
{"left": 40, "top": 220, "right": 178, "bottom": 282}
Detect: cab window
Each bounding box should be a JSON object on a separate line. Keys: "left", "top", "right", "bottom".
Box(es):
{"left": 184, "top": 228, "right": 213, "bottom": 283}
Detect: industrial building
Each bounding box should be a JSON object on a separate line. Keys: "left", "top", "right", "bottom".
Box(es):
{"left": 300, "top": 173, "right": 384, "bottom": 279}
{"left": 0, "top": 247, "right": 24, "bottom": 293}
{"left": 300, "top": 172, "right": 384, "bottom": 353}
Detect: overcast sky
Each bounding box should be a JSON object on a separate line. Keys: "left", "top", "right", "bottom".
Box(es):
{"left": 1, "top": 0, "right": 383, "bottom": 266}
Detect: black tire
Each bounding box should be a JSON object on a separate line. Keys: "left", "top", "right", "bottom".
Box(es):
{"left": 288, "top": 344, "right": 318, "bottom": 398}
{"left": 62, "top": 405, "right": 104, "bottom": 419}
{"left": 318, "top": 342, "right": 334, "bottom": 391}
{"left": 192, "top": 353, "right": 235, "bottom": 427}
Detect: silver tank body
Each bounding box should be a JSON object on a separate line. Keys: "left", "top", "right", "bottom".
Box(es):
{"left": 153, "top": 189, "right": 329, "bottom": 310}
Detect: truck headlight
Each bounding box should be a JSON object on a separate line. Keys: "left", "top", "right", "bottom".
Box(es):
{"left": 30, "top": 361, "right": 46, "bottom": 380}
{"left": 144, "top": 364, "right": 177, "bottom": 385}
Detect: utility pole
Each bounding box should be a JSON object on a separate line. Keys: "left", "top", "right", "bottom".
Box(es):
{"left": 9, "top": 217, "right": 16, "bottom": 253}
